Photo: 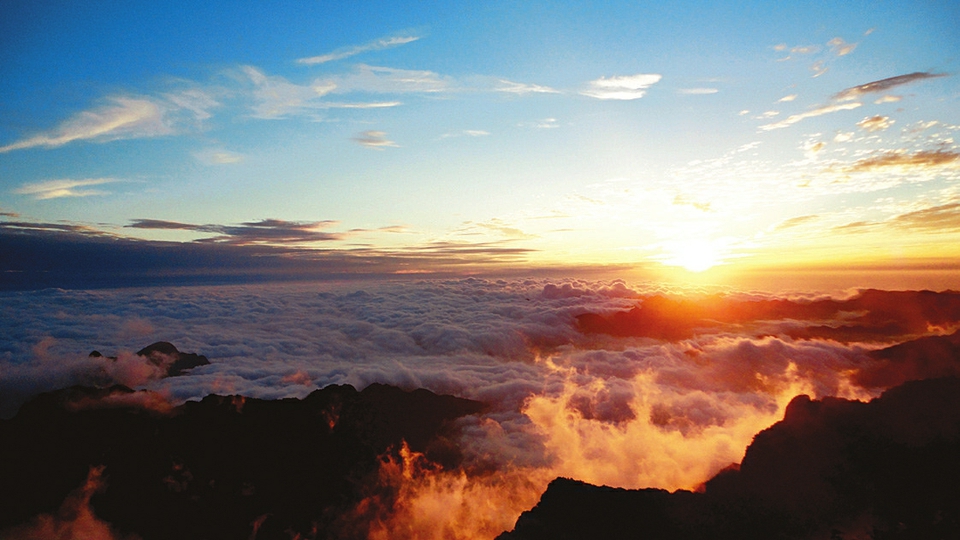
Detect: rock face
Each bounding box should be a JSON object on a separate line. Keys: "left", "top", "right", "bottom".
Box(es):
{"left": 89, "top": 341, "right": 211, "bottom": 376}
{"left": 499, "top": 377, "right": 960, "bottom": 540}
{"left": 136, "top": 341, "right": 210, "bottom": 376}
{"left": 0, "top": 383, "right": 485, "bottom": 540}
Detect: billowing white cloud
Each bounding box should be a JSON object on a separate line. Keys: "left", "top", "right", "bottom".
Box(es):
{"left": 2, "top": 277, "right": 915, "bottom": 506}
{"left": 580, "top": 74, "right": 662, "bottom": 100}
{"left": 6, "top": 276, "right": 955, "bottom": 537}
{"left": 297, "top": 36, "right": 420, "bottom": 65}
{"left": 0, "top": 97, "right": 171, "bottom": 153}
{"left": 13, "top": 178, "right": 120, "bottom": 200}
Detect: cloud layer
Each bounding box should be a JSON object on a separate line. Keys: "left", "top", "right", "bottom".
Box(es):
{"left": 3, "top": 279, "right": 960, "bottom": 535}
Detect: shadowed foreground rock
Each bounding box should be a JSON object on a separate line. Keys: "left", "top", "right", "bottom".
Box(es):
{"left": 499, "top": 377, "right": 960, "bottom": 540}
{"left": 0, "top": 383, "right": 484, "bottom": 540}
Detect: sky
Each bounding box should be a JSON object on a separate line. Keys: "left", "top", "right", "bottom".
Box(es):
{"left": 1, "top": 0, "right": 959, "bottom": 289}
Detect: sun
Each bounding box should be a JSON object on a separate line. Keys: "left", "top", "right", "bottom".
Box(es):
{"left": 657, "top": 239, "right": 725, "bottom": 272}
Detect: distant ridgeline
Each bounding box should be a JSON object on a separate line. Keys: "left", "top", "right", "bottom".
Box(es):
{"left": 499, "top": 377, "right": 960, "bottom": 540}
{"left": 0, "top": 364, "right": 484, "bottom": 540}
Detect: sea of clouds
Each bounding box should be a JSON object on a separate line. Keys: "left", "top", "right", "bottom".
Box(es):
{"left": 2, "top": 277, "right": 922, "bottom": 537}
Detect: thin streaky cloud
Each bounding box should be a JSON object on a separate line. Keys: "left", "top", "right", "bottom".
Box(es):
{"left": 442, "top": 130, "right": 491, "bottom": 139}
{"left": 243, "top": 66, "right": 337, "bottom": 119}
{"left": 296, "top": 35, "right": 420, "bottom": 65}
{"left": 811, "top": 61, "right": 828, "bottom": 78}
{"left": 0, "top": 97, "right": 170, "bottom": 153}
{"left": 890, "top": 202, "right": 960, "bottom": 231}
{"left": 875, "top": 95, "right": 902, "bottom": 104}
{"left": 791, "top": 45, "right": 819, "bottom": 55}
{"left": 775, "top": 215, "right": 820, "bottom": 230}
{"left": 332, "top": 64, "right": 450, "bottom": 94}
{"left": 827, "top": 37, "right": 857, "bottom": 56}
{"left": 128, "top": 218, "right": 346, "bottom": 244}
{"left": 857, "top": 115, "right": 893, "bottom": 132}
{"left": 581, "top": 74, "right": 662, "bottom": 100}
{"left": 778, "top": 94, "right": 797, "bottom": 102}
{"left": 321, "top": 101, "right": 402, "bottom": 109}
{"left": 14, "top": 178, "right": 120, "bottom": 200}
{"left": 759, "top": 102, "right": 861, "bottom": 131}
{"left": 833, "top": 72, "right": 946, "bottom": 101}
{"left": 496, "top": 80, "right": 560, "bottom": 94}
{"left": 352, "top": 130, "right": 398, "bottom": 149}
{"left": 162, "top": 88, "right": 219, "bottom": 122}
{"left": 678, "top": 88, "right": 718, "bottom": 95}
{"left": 194, "top": 149, "right": 245, "bottom": 165}
{"left": 844, "top": 149, "right": 960, "bottom": 173}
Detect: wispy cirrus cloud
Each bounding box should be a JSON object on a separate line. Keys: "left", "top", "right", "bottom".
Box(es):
{"left": 775, "top": 214, "right": 820, "bottom": 230}
{"left": 857, "top": 115, "right": 894, "bottom": 132}
{"left": 758, "top": 102, "right": 862, "bottom": 131}
{"left": 162, "top": 88, "right": 220, "bottom": 122}
{"left": 833, "top": 72, "right": 946, "bottom": 101}
{"left": 332, "top": 64, "right": 451, "bottom": 94}
{"left": 127, "top": 218, "right": 346, "bottom": 244}
{"left": 518, "top": 118, "right": 559, "bottom": 129}
{"left": 14, "top": 178, "right": 121, "bottom": 200}
{"left": 678, "top": 88, "right": 718, "bottom": 95}
{"left": 440, "top": 130, "right": 490, "bottom": 139}
{"left": 844, "top": 149, "right": 960, "bottom": 173}
{"left": 0, "top": 98, "right": 171, "bottom": 153}
{"left": 580, "top": 74, "right": 662, "bottom": 100}
{"left": 296, "top": 35, "right": 420, "bottom": 65}
{"left": 836, "top": 201, "right": 960, "bottom": 234}
{"left": 194, "top": 149, "right": 245, "bottom": 165}
{"left": 352, "top": 130, "right": 398, "bottom": 149}
{"left": 890, "top": 202, "right": 960, "bottom": 231}
{"left": 827, "top": 37, "right": 857, "bottom": 56}
{"left": 496, "top": 80, "right": 560, "bottom": 95}
{"left": 243, "top": 66, "right": 337, "bottom": 119}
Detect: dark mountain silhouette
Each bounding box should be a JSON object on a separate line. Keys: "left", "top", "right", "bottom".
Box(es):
{"left": 0, "top": 382, "right": 485, "bottom": 540}
{"left": 499, "top": 377, "right": 960, "bottom": 540}
{"left": 855, "top": 329, "right": 960, "bottom": 387}
{"left": 88, "top": 341, "right": 210, "bottom": 377}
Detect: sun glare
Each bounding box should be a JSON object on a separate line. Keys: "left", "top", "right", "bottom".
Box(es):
{"left": 658, "top": 239, "right": 724, "bottom": 272}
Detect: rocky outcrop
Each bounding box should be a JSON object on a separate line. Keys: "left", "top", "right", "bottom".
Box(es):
{"left": 0, "top": 383, "right": 485, "bottom": 540}
{"left": 499, "top": 377, "right": 960, "bottom": 540}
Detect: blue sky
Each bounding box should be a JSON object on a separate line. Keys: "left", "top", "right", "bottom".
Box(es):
{"left": 2, "top": 0, "right": 959, "bottom": 286}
